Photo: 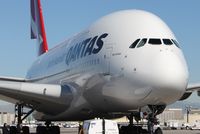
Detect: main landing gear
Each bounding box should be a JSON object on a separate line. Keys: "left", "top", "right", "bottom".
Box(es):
{"left": 119, "top": 113, "right": 148, "bottom": 134}
{"left": 119, "top": 105, "right": 165, "bottom": 134}
{"left": 11, "top": 103, "right": 60, "bottom": 134}
{"left": 9, "top": 103, "right": 34, "bottom": 134}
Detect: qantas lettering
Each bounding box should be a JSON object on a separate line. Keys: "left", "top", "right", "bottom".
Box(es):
{"left": 65, "top": 33, "right": 108, "bottom": 65}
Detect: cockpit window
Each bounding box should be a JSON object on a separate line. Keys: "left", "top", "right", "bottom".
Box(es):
{"left": 148, "top": 38, "right": 162, "bottom": 45}
{"left": 163, "top": 39, "right": 173, "bottom": 45}
{"left": 171, "top": 39, "right": 180, "bottom": 48}
{"left": 129, "top": 38, "right": 180, "bottom": 49}
{"left": 137, "top": 38, "right": 147, "bottom": 48}
{"left": 129, "top": 39, "right": 140, "bottom": 48}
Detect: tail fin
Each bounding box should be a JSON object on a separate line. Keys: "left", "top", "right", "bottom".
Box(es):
{"left": 31, "top": 0, "right": 48, "bottom": 56}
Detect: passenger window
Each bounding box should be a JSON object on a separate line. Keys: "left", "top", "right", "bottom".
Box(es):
{"left": 129, "top": 39, "right": 140, "bottom": 48}
{"left": 171, "top": 39, "right": 180, "bottom": 48}
{"left": 163, "top": 39, "right": 173, "bottom": 45}
{"left": 149, "top": 38, "right": 162, "bottom": 45}
{"left": 137, "top": 38, "right": 147, "bottom": 48}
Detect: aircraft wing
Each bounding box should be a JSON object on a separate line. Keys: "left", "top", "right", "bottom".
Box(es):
{"left": 186, "top": 83, "right": 200, "bottom": 91}
{"left": 179, "top": 83, "right": 200, "bottom": 101}
{"left": 0, "top": 79, "right": 73, "bottom": 115}
{"left": 0, "top": 76, "right": 26, "bottom": 82}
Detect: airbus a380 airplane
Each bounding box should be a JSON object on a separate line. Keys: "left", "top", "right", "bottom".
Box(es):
{"left": 0, "top": 0, "right": 200, "bottom": 134}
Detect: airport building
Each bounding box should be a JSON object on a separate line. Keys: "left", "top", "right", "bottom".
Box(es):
{"left": 157, "top": 108, "right": 200, "bottom": 124}
{"left": 0, "top": 112, "right": 15, "bottom": 126}
{"left": 0, "top": 111, "right": 36, "bottom": 126}
{"left": 157, "top": 108, "right": 184, "bottom": 123}
{"left": 184, "top": 108, "right": 200, "bottom": 123}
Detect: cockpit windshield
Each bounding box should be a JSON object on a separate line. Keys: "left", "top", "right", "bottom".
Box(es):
{"left": 148, "top": 38, "right": 162, "bottom": 45}
{"left": 129, "top": 38, "right": 180, "bottom": 49}
{"left": 137, "top": 38, "right": 147, "bottom": 48}
{"left": 129, "top": 39, "right": 140, "bottom": 48}
{"left": 163, "top": 39, "right": 173, "bottom": 45}
{"left": 171, "top": 39, "right": 180, "bottom": 48}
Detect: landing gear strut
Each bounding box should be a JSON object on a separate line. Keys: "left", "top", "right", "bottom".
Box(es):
{"left": 119, "top": 113, "right": 145, "bottom": 134}
{"left": 13, "top": 104, "right": 60, "bottom": 134}
{"left": 147, "top": 105, "right": 165, "bottom": 134}
{"left": 147, "top": 113, "right": 157, "bottom": 134}
{"left": 147, "top": 113, "right": 163, "bottom": 134}
{"left": 119, "top": 105, "right": 165, "bottom": 134}
{"left": 127, "top": 113, "right": 134, "bottom": 126}
{"left": 45, "top": 121, "right": 51, "bottom": 128}
{"left": 14, "top": 103, "right": 34, "bottom": 134}
{"left": 16, "top": 104, "right": 23, "bottom": 133}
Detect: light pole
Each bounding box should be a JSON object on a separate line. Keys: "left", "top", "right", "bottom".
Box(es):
{"left": 186, "top": 106, "right": 191, "bottom": 123}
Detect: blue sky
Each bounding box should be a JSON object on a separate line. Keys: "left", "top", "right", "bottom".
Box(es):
{"left": 0, "top": 1, "right": 200, "bottom": 104}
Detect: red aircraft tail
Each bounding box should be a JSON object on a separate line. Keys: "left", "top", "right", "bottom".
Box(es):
{"left": 31, "top": 0, "right": 48, "bottom": 56}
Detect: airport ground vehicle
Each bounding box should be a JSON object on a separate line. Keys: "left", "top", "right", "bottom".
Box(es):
{"left": 189, "top": 120, "right": 200, "bottom": 130}
{"left": 83, "top": 119, "right": 119, "bottom": 134}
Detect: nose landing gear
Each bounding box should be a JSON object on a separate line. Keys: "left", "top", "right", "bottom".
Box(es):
{"left": 119, "top": 105, "right": 165, "bottom": 134}
{"left": 147, "top": 105, "right": 165, "bottom": 134}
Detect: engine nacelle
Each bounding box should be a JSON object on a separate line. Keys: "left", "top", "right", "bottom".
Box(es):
{"left": 179, "top": 91, "right": 192, "bottom": 101}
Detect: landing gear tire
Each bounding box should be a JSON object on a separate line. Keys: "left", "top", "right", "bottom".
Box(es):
{"left": 36, "top": 126, "right": 47, "bottom": 134}
{"left": 120, "top": 125, "right": 148, "bottom": 134}
{"left": 9, "top": 126, "right": 30, "bottom": 134}
{"left": 154, "top": 128, "right": 163, "bottom": 134}
{"left": 36, "top": 125, "right": 60, "bottom": 134}
{"left": 22, "top": 126, "right": 30, "bottom": 134}
{"left": 49, "top": 126, "right": 60, "bottom": 134}
{"left": 148, "top": 120, "right": 154, "bottom": 134}
{"left": 10, "top": 126, "right": 17, "bottom": 134}
{"left": 119, "top": 113, "right": 148, "bottom": 134}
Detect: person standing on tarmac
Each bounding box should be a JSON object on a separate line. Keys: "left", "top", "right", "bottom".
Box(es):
{"left": 2, "top": 123, "right": 10, "bottom": 134}
{"left": 79, "top": 124, "right": 84, "bottom": 134}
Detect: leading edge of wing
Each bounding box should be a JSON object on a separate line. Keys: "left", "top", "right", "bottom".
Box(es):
{"left": 186, "top": 83, "right": 200, "bottom": 91}
{"left": 0, "top": 80, "right": 73, "bottom": 113}
{"left": 0, "top": 76, "right": 26, "bottom": 82}
{"left": 178, "top": 83, "right": 200, "bottom": 101}
{"left": 0, "top": 80, "right": 62, "bottom": 105}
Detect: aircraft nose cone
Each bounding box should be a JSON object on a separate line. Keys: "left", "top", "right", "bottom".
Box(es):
{"left": 153, "top": 51, "right": 188, "bottom": 91}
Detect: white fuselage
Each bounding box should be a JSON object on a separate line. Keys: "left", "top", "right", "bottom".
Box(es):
{"left": 26, "top": 10, "right": 188, "bottom": 121}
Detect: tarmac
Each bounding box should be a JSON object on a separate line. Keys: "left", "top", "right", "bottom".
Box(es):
{"left": 29, "top": 128, "right": 200, "bottom": 134}
{"left": 163, "top": 130, "right": 200, "bottom": 134}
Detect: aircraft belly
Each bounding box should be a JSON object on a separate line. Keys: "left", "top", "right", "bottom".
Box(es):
{"left": 33, "top": 96, "right": 93, "bottom": 121}
{"left": 31, "top": 73, "right": 184, "bottom": 121}
{"left": 0, "top": 94, "right": 19, "bottom": 104}
{"left": 32, "top": 75, "right": 152, "bottom": 121}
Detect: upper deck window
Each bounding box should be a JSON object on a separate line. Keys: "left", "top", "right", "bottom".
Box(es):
{"left": 148, "top": 38, "right": 162, "bottom": 45}
{"left": 163, "top": 39, "right": 173, "bottom": 45}
{"left": 137, "top": 38, "right": 147, "bottom": 48}
{"left": 129, "top": 39, "right": 140, "bottom": 48}
{"left": 171, "top": 39, "right": 180, "bottom": 48}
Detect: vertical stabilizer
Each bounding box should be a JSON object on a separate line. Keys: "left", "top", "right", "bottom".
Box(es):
{"left": 31, "top": 0, "right": 48, "bottom": 56}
